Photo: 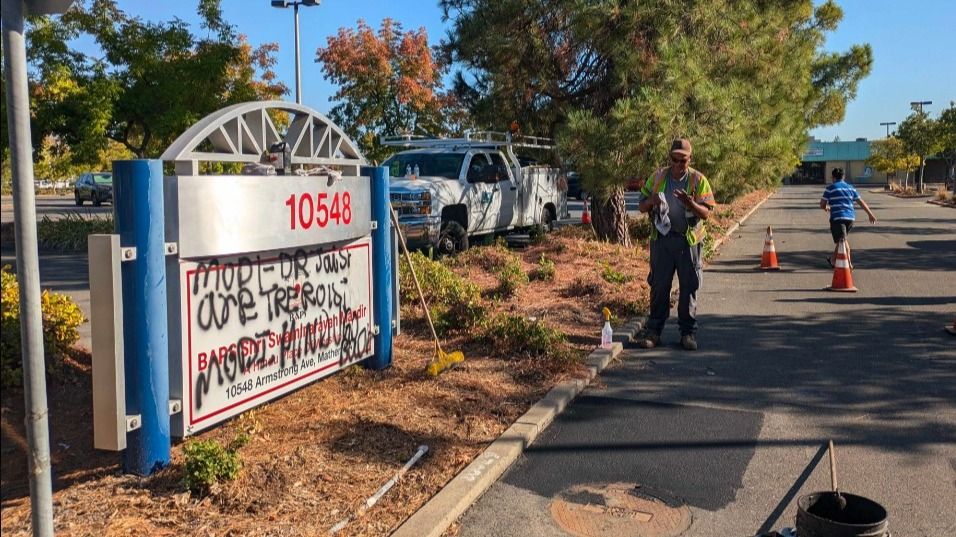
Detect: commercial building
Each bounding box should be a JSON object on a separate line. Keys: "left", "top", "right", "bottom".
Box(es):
{"left": 787, "top": 138, "right": 949, "bottom": 186}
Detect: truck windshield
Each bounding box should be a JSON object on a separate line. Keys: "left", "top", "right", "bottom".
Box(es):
{"left": 384, "top": 153, "right": 465, "bottom": 180}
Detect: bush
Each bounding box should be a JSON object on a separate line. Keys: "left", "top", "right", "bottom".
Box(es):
{"left": 529, "top": 255, "right": 555, "bottom": 282}
{"left": 183, "top": 438, "right": 243, "bottom": 495}
{"left": 601, "top": 297, "right": 647, "bottom": 318}
{"left": 479, "top": 313, "right": 573, "bottom": 361}
{"left": 527, "top": 224, "right": 548, "bottom": 245}
{"left": 398, "top": 251, "right": 485, "bottom": 335}
{"left": 37, "top": 213, "right": 114, "bottom": 252}
{"left": 1, "top": 265, "right": 86, "bottom": 388}
{"left": 562, "top": 276, "right": 602, "bottom": 298}
{"left": 494, "top": 257, "right": 528, "bottom": 299}
{"left": 456, "top": 242, "right": 511, "bottom": 272}
{"left": 627, "top": 215, "right": 653, "bottom": 244}
{"left": 935, "top": 186, "right": 952, "bottom": 201}
{"left": 600, "top": 262, "right": 631, "bottom": 285}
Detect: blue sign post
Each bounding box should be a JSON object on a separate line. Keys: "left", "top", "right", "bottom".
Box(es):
{"left": 114, "top": 159, "right": 171, "bottom": 475}
{"left": 365, "top": 165, "right": 393, "bottom": 370}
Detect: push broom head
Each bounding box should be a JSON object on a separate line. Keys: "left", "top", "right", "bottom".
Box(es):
{"left": 426, "top": 344, "right": 465, "bottom": 377}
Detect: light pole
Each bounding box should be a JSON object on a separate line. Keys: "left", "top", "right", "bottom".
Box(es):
{"left": 880, "top": 121, "right": 896, "bottom": 137}
{"left": 271, "top": 0, "right": 320, "bottom": 104}
{"left": 4, "top": 2, "right": 75, "bottom": 535}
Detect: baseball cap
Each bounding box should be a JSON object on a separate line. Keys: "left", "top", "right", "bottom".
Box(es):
{"left": 670, "top": 138, "right": 692, "bottom": 157}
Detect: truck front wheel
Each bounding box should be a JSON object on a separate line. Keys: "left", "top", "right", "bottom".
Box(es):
{"left": 438, "top": 221, "right": 468, "bottom": 255}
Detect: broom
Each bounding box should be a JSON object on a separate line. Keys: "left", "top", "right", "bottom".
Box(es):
{"left": 388, "top": 206, "right": 464, "bottom": 377}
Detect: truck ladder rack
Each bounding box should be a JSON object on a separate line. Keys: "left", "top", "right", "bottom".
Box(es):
{"left": 381, "top": 131, "right": 554, "bottom": 150}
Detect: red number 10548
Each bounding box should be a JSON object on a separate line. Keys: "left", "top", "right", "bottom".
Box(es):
{"left": 284, "top": 191, "right": 353, "bottom": 230}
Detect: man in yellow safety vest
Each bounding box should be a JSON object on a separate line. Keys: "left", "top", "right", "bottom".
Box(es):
{"left": 635, "top": 138, "right": 716, "bottom": 350}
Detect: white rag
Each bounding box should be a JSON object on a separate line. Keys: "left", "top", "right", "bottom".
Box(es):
{"left": 654, "top": 192, "right": 671, "bottom": 236}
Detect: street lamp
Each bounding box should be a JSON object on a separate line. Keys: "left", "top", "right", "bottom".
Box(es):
{"left": 271, "top": 0, "right": 320, "bottom": 104}
{"left": 879, "top": 121, "right": 896, "bottom": 137}
{"left": 910, "top": 100, "right": 932, "bottom": 113}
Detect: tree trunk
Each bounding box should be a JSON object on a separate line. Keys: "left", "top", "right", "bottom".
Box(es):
{"left": 918, "top": 156, "right": 925, "bottom": 193}
{"left": 591, "top": 187, "right": 631, "bottom": 246}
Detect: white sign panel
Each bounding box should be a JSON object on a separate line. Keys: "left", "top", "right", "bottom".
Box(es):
{"left": 168, "top": 174, "right": 372, "bottom": 259}
{"left": 179, "top": 237, "right": 374, "bottom": 434}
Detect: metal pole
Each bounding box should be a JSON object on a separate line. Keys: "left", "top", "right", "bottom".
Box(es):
{"left": 364, "top": 166, "right": 393, "bottom": 370}
{"left": 294, "top": 2, "right": 301, "bottom": 104}
{"left": 114, "top": 160, "right": 171, "bottom": 475}
{"left": 1, "top": 1, "right": 55, "bottom": 534}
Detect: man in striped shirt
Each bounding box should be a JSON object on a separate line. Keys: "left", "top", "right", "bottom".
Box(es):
{"left": 820, "top": 168, "right": 877, "bottom": 268}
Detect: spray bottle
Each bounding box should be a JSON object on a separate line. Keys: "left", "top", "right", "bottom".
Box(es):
{"left": 601, "top": 307, "right": 613, "bottom": 349}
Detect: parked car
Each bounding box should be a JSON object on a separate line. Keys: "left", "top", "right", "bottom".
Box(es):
{"left": 566, "top": 171, "right": 588, "bottom": 200}
{"left": 74, "top": 172, "right": 113, "bottom": 206}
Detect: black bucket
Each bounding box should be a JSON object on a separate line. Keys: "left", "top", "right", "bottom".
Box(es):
{"left": 796, "top": 492, "right": 888, "bottom": 537}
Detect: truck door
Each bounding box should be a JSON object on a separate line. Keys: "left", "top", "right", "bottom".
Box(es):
{"left": 464, "top": 153, "right": 500, "bottom": 234}
{"left": 490, "top": 152, "right": 518, "bottom": 229}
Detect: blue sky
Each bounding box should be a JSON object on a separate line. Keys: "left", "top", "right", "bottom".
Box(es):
{"left": 69, "top": 0, "right": 954, "bottom": 142}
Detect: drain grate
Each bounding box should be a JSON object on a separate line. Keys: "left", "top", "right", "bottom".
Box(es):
{"left": 550, "top": 483, "right": 692, "bottom": 537}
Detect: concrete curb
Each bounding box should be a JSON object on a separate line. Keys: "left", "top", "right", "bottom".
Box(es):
{"left": 391, "top": 341, "right": 627, "bottom": 537}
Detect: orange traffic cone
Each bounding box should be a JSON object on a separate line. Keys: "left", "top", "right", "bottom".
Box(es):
{"left": 825, "top": 240, "right": 857, "bottom": 292}
{"left": 759, "top": 225, "right": 780, "bottom": 270}
{"left": 946, "top": 320, "right": 956, "bottom": 336}
{"left": 581, "top": 198, "right": 591, "bottom": 225}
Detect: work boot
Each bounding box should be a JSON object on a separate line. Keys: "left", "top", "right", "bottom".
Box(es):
{"left": 680, "top": 334, "right": 698, "bottom": 351}
{"left": 637, "top": 332, "right": 660, "bottom": 349}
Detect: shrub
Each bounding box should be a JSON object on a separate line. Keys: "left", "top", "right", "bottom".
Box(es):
{"left": 529, "top": 255, "right": 555, "bottom": 282}
{"left": 527, "top": 224, "right": 548, "bottom": 245}
{"left": 600, "top": 262, "right": 631, "bottom": 285}
{"left": 457, "top": 242, "right": 512, "bottom": 273}
{"left": 562, "top": 276, "right": 602, "bottom": 298}
{"left": 1, "top": 265, "right": 86, "bottom": 388}
{"left": 601, "top": 297, "right": 647, "bottom": 319}
{"left": 183, "top": 438, "right": 242, "bottom": 495}
{"left": 37, "top": 213, "right": 114, "bottom": 252}
{"left": 935, "top": 186, "right": 951, "bottom": 201}
{"left": 479, "top": 313, "right": 573, "bottom": 362}
{"left": 398, "top": 252, "right": 485, "bottom": 335}
{"left": 627, "top": 215, "right": 653, "bottom": 244}
{"left": 494, "top": 257, "right": 528, "bottom": 299}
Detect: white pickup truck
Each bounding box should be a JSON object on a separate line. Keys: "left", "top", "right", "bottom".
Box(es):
{"left": 381, "top": 132, "right": 566, "bottom": 254}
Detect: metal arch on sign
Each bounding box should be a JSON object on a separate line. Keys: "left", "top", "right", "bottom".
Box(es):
{"left": 160, "top": 100, "right": 366, "bottom": 175}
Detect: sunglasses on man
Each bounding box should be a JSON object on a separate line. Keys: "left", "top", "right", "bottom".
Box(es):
{"left": 671, "top": 156, "right": 689, "bottom": 164}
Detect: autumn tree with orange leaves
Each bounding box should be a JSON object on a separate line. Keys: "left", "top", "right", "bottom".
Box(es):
{"left": 316, "top": 19, "right": 466, "bottom": 163}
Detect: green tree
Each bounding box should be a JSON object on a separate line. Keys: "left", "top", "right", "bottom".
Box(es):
{"left": 867, "top": 137, "right": 919, "bottom": 188}
{"left": 316, "top": 19, "right": 466, "bottom": 163}
{"left": 936, "top": 102, "right": 956, "bottom": 190}
{"left": 442, "top": 0, "right": 871, "bottom": 242}
{"left": 895, "top": 110, "right": 941, "bottom": 193}
{"left": 26, "top": 0, "right": 286, "bottom": 162}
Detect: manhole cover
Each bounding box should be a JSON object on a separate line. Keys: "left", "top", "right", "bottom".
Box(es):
{"left": 549, "top": 483, "right": 692, "bottom": 537}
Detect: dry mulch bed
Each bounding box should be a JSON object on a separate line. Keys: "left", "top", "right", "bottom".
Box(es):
{"left": 1, "top": 189, "right": 771, "bottom": 537}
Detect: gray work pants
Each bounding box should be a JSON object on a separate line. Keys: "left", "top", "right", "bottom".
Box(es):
{"left": 646, "top": 233, "right": 702, "bottom": 336}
